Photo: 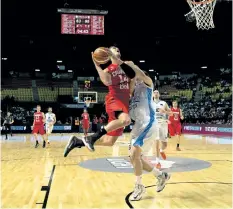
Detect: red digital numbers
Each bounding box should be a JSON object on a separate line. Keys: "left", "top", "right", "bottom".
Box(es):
{"left": 61, "top": 14, "right": 104, "bottom": 35}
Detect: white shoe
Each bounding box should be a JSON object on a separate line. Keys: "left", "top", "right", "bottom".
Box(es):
{"left": 130, "top": 184, "right": 146, "bottom": 201}
{"left": 156, "top": 172, "right": 171, "bottom": 192}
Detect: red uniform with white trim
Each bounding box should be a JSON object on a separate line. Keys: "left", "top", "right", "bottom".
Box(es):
{"left": 168, "top": 107, "right": 182, "bottom": 136}
{"left": 105, "top": 64, "right": 130, "bottom": 136}
{"left": 82, "top": 112, "right": 90, "bottom": 130}
{"left": 32, "top": 112, "right": 45, "bottom": 135}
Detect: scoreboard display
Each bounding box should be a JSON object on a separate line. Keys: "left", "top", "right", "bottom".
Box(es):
{"left": 61, "top": 14, "right": 105, "bottom": 35}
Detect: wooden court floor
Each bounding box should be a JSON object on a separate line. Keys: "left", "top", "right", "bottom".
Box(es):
{"left": 1, "top": 133, "right": 232, "bottom": 209}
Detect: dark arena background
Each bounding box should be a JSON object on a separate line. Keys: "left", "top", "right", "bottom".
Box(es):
{"left": 1, "top": 0, "right": 232, "bottom": 208}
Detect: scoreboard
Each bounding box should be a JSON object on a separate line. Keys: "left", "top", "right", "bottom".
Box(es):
{"left": 61, "top": 14, "right": 104, "bottom": 35}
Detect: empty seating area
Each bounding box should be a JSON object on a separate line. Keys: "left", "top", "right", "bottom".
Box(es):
{"left": 1, "top": 88, "right": 33, "bottom": 101}
{"left": 201, "top": 82, "right": 232, "bottom": 100}
{"left": 159, "top": 85, "right": 193, "bottom": 101}
{"left": 37, "top": 87, "right": 59, "bottom": 102}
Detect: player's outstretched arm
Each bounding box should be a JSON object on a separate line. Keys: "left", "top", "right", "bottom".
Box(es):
{"left": 91, "top": 52, "right": 111, "bottom": 86}
{"left": 125, "top": 61, "right": 153, "bottom": 87}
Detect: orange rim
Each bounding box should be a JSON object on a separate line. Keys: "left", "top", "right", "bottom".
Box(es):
{"left": 187, "top": 0, "right": 214, "bottom": 5}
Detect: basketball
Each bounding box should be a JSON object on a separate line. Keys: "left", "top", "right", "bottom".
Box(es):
{"left": 93, "top": 47, "right": 110, "bottom": 64}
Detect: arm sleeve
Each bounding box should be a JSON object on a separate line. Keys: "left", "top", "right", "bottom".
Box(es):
{"left": 121, "top": 63, "right": 136, "bottom": 79}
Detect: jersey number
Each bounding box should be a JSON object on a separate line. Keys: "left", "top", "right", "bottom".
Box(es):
{"left": 35, "top": 116, "right": 40, "bottom": 122}
{"left": 173, "top": 113, "right": 179, "bottom": 120}
{"left": 118, "top": 75, "right": 129, "bottom": 90}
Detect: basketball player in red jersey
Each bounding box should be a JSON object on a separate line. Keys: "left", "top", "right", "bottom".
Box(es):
{"left": 32, "top": 105, "right": 46, "bottom": 148}
{"left": 168, "top": 100, "right": 184, "bottom": 151}
{"left": 64, "top": 46, "right": 138, "bottom": 156}
{"left": 81, "top": 109, "right": 90, "bottom": 137}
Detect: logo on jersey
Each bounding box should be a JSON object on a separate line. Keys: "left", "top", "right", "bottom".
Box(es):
{"left": 79, "top": 157, "right": 211, "bottom": 173}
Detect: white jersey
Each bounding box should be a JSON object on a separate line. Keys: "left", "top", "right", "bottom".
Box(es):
{"left": 45, "top": 112, "right": 56, "bottom": 124}
{"left": 129, "top": 81, "right": 156, "bottom": 123}
{"left": 154, "top": 100, "right": 168, "bottom": 124}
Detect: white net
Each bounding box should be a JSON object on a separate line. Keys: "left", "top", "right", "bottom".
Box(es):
{"left": 186, "top": 0, "right": 217, "bottom": 30}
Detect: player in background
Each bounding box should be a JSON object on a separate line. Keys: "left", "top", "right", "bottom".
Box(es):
{"left": 64, "top": 46, "right": 139, "bottom": 157}
{"left": 45, "top": 107, "right": 56, "bottom": 145}
{"left": 153, "top": 90, "right": 172, "bottom": 169}
{"left": 168, "top": 100, "right": 184, "bottom": 151}
{"left": 129, "top": 66, "right": 170, "bottom": 201}
{"left": 3, "top": 112, "right": 14, "bottom": 140}
{"left": 32, "top": 105, "right": 46, "bottom": 148}
{"left": 81, "top": 109, "right": 90, "bottom": 137}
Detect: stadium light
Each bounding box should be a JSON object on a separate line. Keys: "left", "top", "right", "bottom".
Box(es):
{"left": 2, "top": 58, "right": 7, "bottom": 60}
{"left": 35, "top": 69, "right": 40, "bottom": 72}
{"left": 68, "top": 70, "right": 73, "bottom": 73}
{"left": 139, "top": 60, "right": 145, "bottom": 63}
{"left": 57, "top": 60, "right": 63, "bottom": 63}
{"left": 201, "top": 66, "right": 207, "bottom": 69}
{"left": 149, "top": 69, "right": 154, "bottom": 72}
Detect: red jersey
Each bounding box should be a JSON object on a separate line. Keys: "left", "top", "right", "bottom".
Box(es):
{"left": 82, "top": 113, "right": 89, "bottom": 121}
{"left": 169, "top": 107, "right": 181, "bottom": 123}
{"left": 34, "top": 112, "right": 44, "bottom": 125}
{"left": 105, "top": 64, "right": 130, "bottom": 111}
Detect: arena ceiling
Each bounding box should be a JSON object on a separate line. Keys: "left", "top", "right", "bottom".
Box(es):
{"left": 1, "top": 0, "right": 232, "bottom": 76}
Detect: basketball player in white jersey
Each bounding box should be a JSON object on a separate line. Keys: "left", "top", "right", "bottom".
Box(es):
{"left": 128, "top": 64, "right": 170, "bottom": 201}
{"left": 45, "top": 107, "right": 56, "bottom": 145}
{"left": 153, "top": 90, "right": 171, "bottom": 169}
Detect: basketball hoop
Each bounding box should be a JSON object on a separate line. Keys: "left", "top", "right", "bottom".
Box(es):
{"left": 186, "top": 0, "right": 217, "bottom": 30}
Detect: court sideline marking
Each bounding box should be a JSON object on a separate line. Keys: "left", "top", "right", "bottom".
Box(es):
{"left": 36, "top": 165, "right": 56, "bottom": 209}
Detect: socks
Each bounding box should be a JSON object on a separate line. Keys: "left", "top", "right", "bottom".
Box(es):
{"left": 152, "top": 167, "right": 162, "bottom": 177}
{"left": 88, "top": 127, "right": 107, "bottom": 144}
{"left": 160, "top": 148, "right": 164, "bottom": 153}
{"left": 136, "top": 175, "right": 142, "bottom": 185}
{"left": 156, "top": 157, "right": 160, "bottom": 164}
{"left": 177, "top": 143, "right": 179, "bottom": 148}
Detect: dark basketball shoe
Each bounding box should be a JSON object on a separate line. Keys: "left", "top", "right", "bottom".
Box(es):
{"left": 64, "top": 135, "right": 83, "bottom": 157}
{"left": 43, "top": 140, "right": 46, "bottom": 148}
{"left": 35, "top": 141, "right": 39, "bottom": 148}
{"left": 81, "top": 136, "right": 95, "bottom": 152}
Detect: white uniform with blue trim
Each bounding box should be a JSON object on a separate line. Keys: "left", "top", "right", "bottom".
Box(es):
{"left": 45, "top": 112, "right": 56, "bottom": 134}
{"left": 154, "top": 100, "right": 168, "bottom": 142}
{"left": 129, "top": 81, "right": 156, "bottom": 154}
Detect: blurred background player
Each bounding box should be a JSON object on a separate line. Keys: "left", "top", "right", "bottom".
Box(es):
{"left": 153, "top": 90, "right": 172, "bottom": 169}
{"left": 129, "top": 66, "right": 170, "bottom": 201}
{"left": 32, "top": 105, "right": 46, "bottom": 148}
{"left": 64, "top": 46, "right": 137, "bottom": 156}
{"left": 168, "top": 100, "right": 184, "bottom": 151}
{"left": 45, "top": 107, "right": 56, "bottom": 145}
{"left": 3, "top": 112, "right": 14, "bottom": 140}
{"left": 81, "top": 109, "right": 90, "bottom": 137}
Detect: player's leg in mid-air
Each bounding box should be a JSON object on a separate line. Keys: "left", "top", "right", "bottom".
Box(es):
{"left": 154, "top": 124, "right": 168, "bottom": 169}
{"left": 129, "top": 122, "right": 170, "bottom": 201}
{"left": 45, "top": 123, "right": 53, "bottom": 145}
{"left": 63, "top": 111, "right": 130, "bottom": 157}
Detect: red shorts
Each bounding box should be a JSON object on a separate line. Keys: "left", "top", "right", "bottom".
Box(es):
{"left": 105, "top": 97, "right": 129, "bottom": 137}
{"left": 168, "top": 122, "right": 182, "bottom": 136}
{"left": 32, "top": 125, "right": 45, "bottom": 135}
{"left": 82, "top": 121, "right": 89, "bottom": 130}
